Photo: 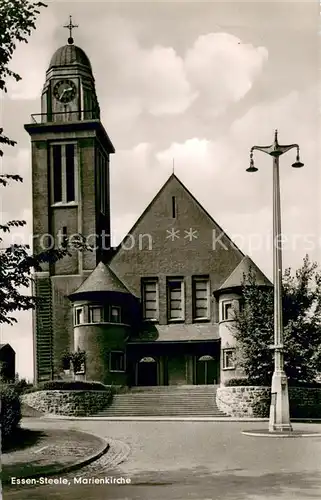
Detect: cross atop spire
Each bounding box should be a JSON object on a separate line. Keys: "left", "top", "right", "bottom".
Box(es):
{"left": 64, "top": 15, "right": 78, "bottom": 45}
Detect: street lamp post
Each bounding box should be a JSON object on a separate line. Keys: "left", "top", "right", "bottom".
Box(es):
{"left": 247, "top": 130, "right": 304, "bottom": 432}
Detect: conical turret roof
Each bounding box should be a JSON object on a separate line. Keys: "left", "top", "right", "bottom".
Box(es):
{"left": 218, "top": 255, "right": 272, "bottom": 291}
{"left": 69, "top": 262, "right": 133, "bottom": 300}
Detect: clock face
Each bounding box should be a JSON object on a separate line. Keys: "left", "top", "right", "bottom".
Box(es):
{"left": 53, "top": 79, "right": 77, "bottom": 103}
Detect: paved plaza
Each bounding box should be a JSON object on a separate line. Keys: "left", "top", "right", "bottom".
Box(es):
{"left": 3, "top": 418, "right": 321, "bottom": 499}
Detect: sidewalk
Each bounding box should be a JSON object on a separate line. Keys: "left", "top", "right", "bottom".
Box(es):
{"left": 2, "top": 426, "right": 109, "bottom": 485}
{"left": 41, "top": 415, "right": 270, "bottom": 421}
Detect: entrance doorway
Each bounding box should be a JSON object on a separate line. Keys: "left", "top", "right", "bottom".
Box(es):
{"left": 167, "top": 355, "right": 187, "bottom": 385}
{"left": 196, "top": 355, "right": 217, "bottom": 384}
{"left": 136, "top": 357, "right": 158, "bottom": 386}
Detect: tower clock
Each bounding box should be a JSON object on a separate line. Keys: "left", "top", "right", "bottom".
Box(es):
{"left": 53, "top": 79, "right": 77, "bottom": 103}
{"left": 52, "top": 79, "right": 79, "bottom": 118}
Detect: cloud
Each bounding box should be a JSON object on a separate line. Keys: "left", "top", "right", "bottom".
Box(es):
{"left": 111, "top": 84, "right": 318, "bottom": 270}
{"left": 184, "top": 33, "right": 268, "bottom": 115}
{"left": 94, "top": 19, "right": 267, "bottom": 122}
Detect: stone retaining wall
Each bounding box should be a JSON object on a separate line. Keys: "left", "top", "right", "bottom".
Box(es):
{"left": 216, "top": 386, "right": 270, "bottom": 417}
{"left": 22, "top": 390, "right": 112, "bottom": 416}
{"left": 216, "top": 386, "right": 321, "bottom": 418}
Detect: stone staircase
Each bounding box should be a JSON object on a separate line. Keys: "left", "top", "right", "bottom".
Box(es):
{"left": 93, "top": 385, "right": 227, "bottom": 417}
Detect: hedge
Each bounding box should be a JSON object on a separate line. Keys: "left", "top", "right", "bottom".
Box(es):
{"left": 25, "top": 380, "right": 111, "bottom": 392}
{"left": 225, "top": 378, "right": 321, "bottom": 388}
{"left": 0, "top": 385, "right": 21, "bottom": 444}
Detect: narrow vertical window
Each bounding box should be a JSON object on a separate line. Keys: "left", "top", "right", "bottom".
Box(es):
{"left": 53, "top": 145, "right": 62, "bottom": 203}
{"left": 142, "top": 279, "right": 159, "bottom": 321}
{"left": 97, "top": 149, "right": 108, "bottom": 215}
{"left": 51, "top": 143, "right": 77, "bottom": 204}
{"left": 172, "top": 196, "right": 176, "bottom": 218}
{"left": 66, "top": 144, "right": 75, "bottom": 202}
{"left": 193, "top": 277, "right": 210, "bottom": 320}
{"left": 74, "top": 307, "right": 84, "bottom": 325}
{"left": 167, "top": 278, "right": 184, "bottom": 321}
{"left": 221, "top": 301, "right": 233, "bottom": 321}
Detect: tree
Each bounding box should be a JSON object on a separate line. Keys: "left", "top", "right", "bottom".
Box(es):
{"left": 70, "top": 349, "right": 86, "bottom": 376}
{"left": 231, "top": 255, "right": 321, "bottom": 385}
{"left": 0, "top": 1, "right": 89, "bottom": 324}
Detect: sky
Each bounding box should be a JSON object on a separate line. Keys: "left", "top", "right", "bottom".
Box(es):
{"left": 1, "top": 1, "right": 320, "bottom": 380}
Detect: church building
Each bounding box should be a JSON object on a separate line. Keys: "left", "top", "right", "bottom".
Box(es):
{"left": 25, "top": 25, "right": 271, "bottom": 387}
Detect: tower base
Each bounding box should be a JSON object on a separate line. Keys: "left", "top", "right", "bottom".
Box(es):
{"left": 268, "top": 370, "right": 293, "bottom": 433}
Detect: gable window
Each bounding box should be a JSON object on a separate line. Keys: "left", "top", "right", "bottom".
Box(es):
{"left": 89, "top": 306, "right": 103, "bottom": 323}
{"left": 142, "top": 279, "right": 159, "bottom": 321}
{"left": 221, "top": 300, "right": 234, "bottom": 321}
{"left": 110, "top": 306, "right": 121, "bottom": 323}
{"left": 109, "top": 351, "right": 125, "bottom": 372}
{"left": 74, "top": 307, "right": 84, "bottom": 325}
{"left": 51, "top": 143, "right": 77, "bottom": 204}
{"left": 172, "top": 196, "right": 176, "bottom": 218}
{"left": 223, "top": 348, "right": 236, "bottom": 370}
{"left": 193, "top": 277, "right": 210, "bottom": 320}
{"left": 167, "top": 278, "right": 184, "bottom": 321}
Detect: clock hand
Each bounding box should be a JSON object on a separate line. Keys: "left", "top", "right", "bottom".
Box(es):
{"left": 59, "top": 88, "right": 67, "bottom": 100}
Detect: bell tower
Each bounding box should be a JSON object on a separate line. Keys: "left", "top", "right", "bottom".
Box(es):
{"left": 25, "top": 18, "right": 115, "bottom": 383}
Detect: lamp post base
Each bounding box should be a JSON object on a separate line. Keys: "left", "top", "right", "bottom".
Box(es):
{"left": 268, "top": 370, "right": 293, "bottom": 432}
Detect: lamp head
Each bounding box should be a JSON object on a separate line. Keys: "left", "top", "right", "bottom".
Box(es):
{"left": 246, "top": 155, "right": 258, "bottom": 173}
{"left": 292, "top": 152, "right": 304, "bottom": 168}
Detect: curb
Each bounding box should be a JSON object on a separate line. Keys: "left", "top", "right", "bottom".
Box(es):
{"left": 3, "top": 430, "right": 109, "bottom": 485}
{"left": 242, "top": 429, "right": 321, "bottom": 438}
{"left": 39, "top": 415, "right": 269, "bottom": 422}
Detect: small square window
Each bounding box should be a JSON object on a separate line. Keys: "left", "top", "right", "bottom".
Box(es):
{"left": 110, "top": 351, "right": 125, "bottom": 372}
{"left": 75, "top": 307, "right": 84, "bottom": 325}
{"left": 89, "top": 306, "right": 103, "bottom": 323}
{"left": 110, "top": 306, "right": 121, "bottom": 323}
{"left": 223, "top": 349, "right": 235, "bottom": 370}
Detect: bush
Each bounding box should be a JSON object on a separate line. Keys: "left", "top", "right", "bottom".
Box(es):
{"left": 287, "top": 380, "right": 321, "bottom": 388}
{"left": 224, "top": 378, "right": 321, "bottom": 389}
{"left": 27, "top": 380, "right": 111, "bottom": 392}
{"left": 8, "top": 379, "right": 33, "bottom": 395}
{"left": 0, "top": 385, "right": 21, "bottom": 445}
{"left": 252, "top": 392, "right": 271, "bottom": 417}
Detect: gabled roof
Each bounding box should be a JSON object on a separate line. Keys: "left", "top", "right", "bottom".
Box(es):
{"left": 110, "top": 173, "right": 245, "bottom": 260}
{"left": 69, "top": 261, "right": 134, "bottom": 299}
{"left": 218, "top": 255, "right": 272, "bottom": 291}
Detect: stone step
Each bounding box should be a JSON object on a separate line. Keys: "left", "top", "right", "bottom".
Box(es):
{"left": 91, "top": 385, "right": 227, "bottom": 418}
{"left": 129, "top": 386, "right": 218, "bottom": 393}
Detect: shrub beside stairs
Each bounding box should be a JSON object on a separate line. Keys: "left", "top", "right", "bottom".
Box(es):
{"left": 93, "top": 385, "right": 227, "bottom": 417}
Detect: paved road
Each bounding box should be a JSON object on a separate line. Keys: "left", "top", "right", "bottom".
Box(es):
{"left": 3, "top": 418, "right": 321, "bottom": 499}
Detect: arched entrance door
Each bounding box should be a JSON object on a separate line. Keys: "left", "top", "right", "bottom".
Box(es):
{"left": 136, "top": 357, "right": 158, "bottom": 386}
{"left": 196, "top": 355, "right": 217, "bottom": 385}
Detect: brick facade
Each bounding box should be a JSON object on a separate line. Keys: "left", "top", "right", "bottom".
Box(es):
{"left": 26, "top": 40, "right": 270, "bottom": 387}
